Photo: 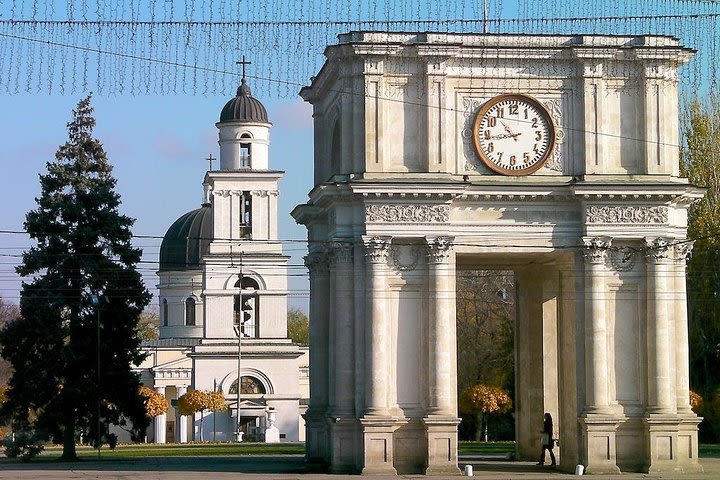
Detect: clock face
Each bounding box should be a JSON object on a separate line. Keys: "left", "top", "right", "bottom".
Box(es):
{"left": 471, "top": 94, "right": 555, "bottom": 176}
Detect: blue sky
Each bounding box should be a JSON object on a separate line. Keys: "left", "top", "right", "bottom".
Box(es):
{"left": 0, "top": 92, "right": 315, "bottom": 312}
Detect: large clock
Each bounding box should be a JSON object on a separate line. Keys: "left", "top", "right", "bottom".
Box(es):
{"left": 471, "top": 94, "right": 555, "bottom": 176}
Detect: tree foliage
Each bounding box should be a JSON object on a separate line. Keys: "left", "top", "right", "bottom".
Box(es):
{"left": 136, "top": 311, "right": 160, "bottom": 342}
{"left": 287, "top": 308, "right": 309, "bottom": 346}
{"left": 0, "top": 298, "right": 19, "bottom": 385}
{"left": 0, "top": 96, "right": 152, "bottom": 460}
{"left": 139, "top": 386, "right": 168, "bottom": 417}
{"left": 456, "top": 271, "right": 515, "bottom": 394}
{"left": 690, "top": 390, "right": 704, "bottom": 415}
{"left": 206, "top": 391, "right": 227, "bottom": 413}
{"left": 681, "top": 99, "right": 720, "bottom": 441}
{"left": 177, "top": 389, "right": 209, "bottom": 416}
{"left": 460, "top": 384, "right": 513, "bottom": 442}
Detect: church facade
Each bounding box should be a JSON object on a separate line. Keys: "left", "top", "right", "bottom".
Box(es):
{"left": 127, "top": 77, "right": 308, "bottom": 444}
{"left": 293, "top": 32, "right": 702, "bottom": 475}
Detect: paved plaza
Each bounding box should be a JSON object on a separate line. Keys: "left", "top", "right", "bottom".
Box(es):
{"left": 1, "top": 455, "right": 719, "bottom": 479}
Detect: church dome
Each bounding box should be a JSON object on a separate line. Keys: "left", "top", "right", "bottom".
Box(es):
{"left": 219, "top": 79, "right": 269, "bottom": 123}
{"left": 159, "top": 205, "right": 212, "bottom": 272}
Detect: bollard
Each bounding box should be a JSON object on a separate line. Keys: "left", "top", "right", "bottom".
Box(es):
{"left": 464, "top": 464, "right": 473, "bottom": 476}
{"left": 574, "top": 464, "right": 585, "bottom": 475}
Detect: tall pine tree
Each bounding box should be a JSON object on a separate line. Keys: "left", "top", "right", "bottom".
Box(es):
{"left": 0, "top": 96, "right": 151, "bottom": 459}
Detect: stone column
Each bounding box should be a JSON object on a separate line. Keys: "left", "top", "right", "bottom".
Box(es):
{"left": 670, "top": 241, "right": 703, "bottom": 473}
{"left": 644, "top": 237, "right": 688, "bottom": 474}
{"left": 304, "top": 250, "right": 330, "bottom": 463}
{"left": 328, "top": 241, "right": 356, "bottom": 473}
{"left": 582, "top": 236, "right": 612, "bottom": 413}
{"left": 580, "top": 236, "right": 620, "bottom": 474}
{"left": 360, "top": 236, "right": 399, "bottom": 475}
{"left": 154, "top": 386, "right": 167, "bottom": 444}
{"left": 424, "top": 236, "right": 461, "bottom": 476}
{"left": 673, "top": 242, "right": 694, "bottom": 415}
{"left": 363, "top": 236, "right": 392, "bottom": 417}
{"left": 645, "top": 237, "right": 676, "bottom": 414}
{"left": 176, "top": 386, "right": 188, "bottom": 443}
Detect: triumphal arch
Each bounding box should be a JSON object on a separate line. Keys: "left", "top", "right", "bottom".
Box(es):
{"left": 292, "top": 32, "right": 703, "bottom": 475}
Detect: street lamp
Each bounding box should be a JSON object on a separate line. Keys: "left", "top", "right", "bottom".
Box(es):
{"left": 89, "top": 294, "right": 102, "bottom": 460}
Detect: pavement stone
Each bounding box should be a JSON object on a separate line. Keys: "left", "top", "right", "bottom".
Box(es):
{"left": 0, "top": 455, "right": 719, "bottom": 479}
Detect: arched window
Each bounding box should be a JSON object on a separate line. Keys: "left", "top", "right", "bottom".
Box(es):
{"left": 240, "top": 134, "right": 252, "bottom": 168}
{"left": 330, "top": 119, "right": 341, "bottom": 175}
{"left": 229, "top": 376, "right": 266, "bottom": 395}
{"left": 162, "top": 299, "right": 168, "bottom": 326}
{"left": 185, "top": 297, "right": 196, "bottom": 326}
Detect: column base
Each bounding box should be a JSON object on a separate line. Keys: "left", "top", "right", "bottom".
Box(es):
{"left": 580, "top": 412, "right": 621, "bottom": 474}
{"left": 303, "top": 409, "right": 329, "bottom": 465}
{"left": 360, "top": 415, "right": 405, "bottom": 475}
{"left": 327, "top": 416, "right": 360, "bottom": 474}
{"left": 423, "top": 416, "right": 461, "bottom": 476}
{"left": 644, "top": 413, "right": 703, "bottom": 474}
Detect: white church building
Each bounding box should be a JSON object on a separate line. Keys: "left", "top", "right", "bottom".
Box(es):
{"left": 125, "top": 75, "right": 308, "bottom": 444}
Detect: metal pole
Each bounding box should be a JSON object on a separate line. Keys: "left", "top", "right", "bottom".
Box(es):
{"left": 96, "top": 303, "right": 101, "bottom": 459}
{"left": 236, "top": 251, "right": 243, "bottom": 442}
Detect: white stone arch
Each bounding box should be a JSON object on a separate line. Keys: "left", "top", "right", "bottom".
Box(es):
{"left": 219, "top": 368, "right": 274, "bottom": 395}
{"left": 222, "top": 271, "right": 267, "bottom": 290}
{"left": 235, "top": 131, "right": 254, "bottom": 139}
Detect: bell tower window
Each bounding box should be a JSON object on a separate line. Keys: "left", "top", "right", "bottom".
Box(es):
{"left": 240, "top": 133, "right": 252, "bottom": 167}
{"left": 234, "top": 276, "right": 259, "bottom": 338}
{"left": 162, "top": 299, "right": 168, "bottom": 326}
{"left": 185, "top": 297, "right": 196, "bottom": 326}
{"left": 239, "top": 191, "right": 252, "bottom": 238}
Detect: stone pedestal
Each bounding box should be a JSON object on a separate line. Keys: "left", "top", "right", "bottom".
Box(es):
{"left": 304, "top": 410, "right": 329, "bottom": 464}
{"left": 360, "top": 416, "right": 404, "bottom": 475}
{"left": 581, "top": 414, "right": 621, "bottom": 474}
{"left": 423, "top": 416, "right": 461, "bottom": 476}
{"left": 328, "top": 418, "right": 359, "bottom": 473}
{"left": 644, "top": 414, "right": 703, "bottom": 474}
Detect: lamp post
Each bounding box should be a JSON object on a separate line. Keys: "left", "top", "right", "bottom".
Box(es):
{"left": 89, "top": 294, "right": 101, "bottom": 460}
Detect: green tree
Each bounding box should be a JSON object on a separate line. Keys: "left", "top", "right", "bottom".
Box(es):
{"left": 0, "top": 96, "right": 151, "bottom": 460}
{"left": 287, "top": 308, "right": 309, "bottom": 346}
{"left": 682, "top": 99, "right": 720, "bottom": 441}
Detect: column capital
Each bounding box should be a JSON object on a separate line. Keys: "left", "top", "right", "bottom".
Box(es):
{"left": 363, "top": 236, "right": 392, "bottom": 264}
{"left": 644, "top": 236, "right": 674, "bottom": 262}
{"left": 582, "top": 236, "right": 612, "bottom": 264}
{"left": 426, "top": 236, "right": 454, "bottom": 264}
{"left": 329, "top": 241, "right": 354, "bottom": 264}
{"left": 674, "top": 240, "right": 694, "bottom": 263}
{"left": 304, "top": 250, "right": 330, "bottom": 272}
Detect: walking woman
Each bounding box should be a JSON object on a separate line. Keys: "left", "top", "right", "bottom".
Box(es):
{"left": 537, "top": 412, "right": 556, "bottom": 466}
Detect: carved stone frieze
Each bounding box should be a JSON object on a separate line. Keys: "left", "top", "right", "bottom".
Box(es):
{"left": 365, "top": 204, "right": 449, "bottom": 223}
{"left": 363, "top": 236, "right": 392, "bottom": 264}
{"left": 586, "top": 205, "right": 668, "bottom": 224}
{"left": 427, "top": 236, "right": 454, "bottom": 264}
{"left": 582, "top": 236, "right": 612, "bottom": 264}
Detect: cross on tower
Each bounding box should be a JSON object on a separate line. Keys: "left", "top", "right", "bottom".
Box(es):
{"left": 205, "top": 153, "right": 216, "bottom": 171}
{"left": 236, "top": 56, "right": 251, "bottom": 82}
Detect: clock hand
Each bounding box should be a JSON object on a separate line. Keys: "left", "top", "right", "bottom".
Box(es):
{"left": 500, "top": 120, "right": 519, "bottom": 142}
{"left": 490, "top": 132, "right": 522, "bottom": 140}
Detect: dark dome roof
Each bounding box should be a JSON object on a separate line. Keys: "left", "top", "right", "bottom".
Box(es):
{"left": 159, "top": 205, "right": 212, "bottom": 272}
{"left": 219, "top": 79, "right": 269, "bottom": 123}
